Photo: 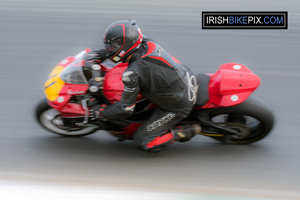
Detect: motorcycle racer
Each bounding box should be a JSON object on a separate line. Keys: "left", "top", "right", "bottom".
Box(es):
{"left": 87, "top": 20, "right": 201, "bottom": 152}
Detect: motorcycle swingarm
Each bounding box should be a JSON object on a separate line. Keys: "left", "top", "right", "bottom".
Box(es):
{"left": 197, "top": 112, "right": 241, "bottom": 136}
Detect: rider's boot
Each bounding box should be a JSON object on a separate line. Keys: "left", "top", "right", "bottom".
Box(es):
{"left": 171, "top": 124, "right": 202, "bottom": 142}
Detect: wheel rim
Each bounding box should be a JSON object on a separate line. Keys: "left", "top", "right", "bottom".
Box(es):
{"left": 211, "top": 114, "right": 266, "bottom": 143}
{"left": 40, "top": 108, "right": 97, "bottom": 136}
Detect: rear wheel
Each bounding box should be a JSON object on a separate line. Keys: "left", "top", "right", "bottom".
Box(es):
{"left": 35, "top": 99, "right": 98, "bottom": 137}
{"left": 207, "top": 96, "right": 275, "bottom": 144}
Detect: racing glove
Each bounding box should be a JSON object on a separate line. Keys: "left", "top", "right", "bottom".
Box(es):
{"left": 89, "top": 105, "right": 105, "bottom": 121}
{"left": 85, "top": 48, "right": 107, "bottom": 64}
{"left": 84, "top": 49, "right": 107, "bottom": 71}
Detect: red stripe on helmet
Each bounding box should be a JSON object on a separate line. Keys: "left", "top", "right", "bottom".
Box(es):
{"left": 119, "top": 29, "right": 143, "bottom": 60}
{"left": 146, "top": 133, "right": 174, "bottom": 148}
{"left": 149, "top": 56, "right": 172, "bottom": 67}
{"left": 141, "top": 41, "right": 157, "bottom": 58}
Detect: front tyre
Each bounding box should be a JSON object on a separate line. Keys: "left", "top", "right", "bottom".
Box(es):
{"left": 35, "top": 99, "right": 98, "bottom": 137}
{"left": 208, "top": 96, "right": 275, "bottom": 144}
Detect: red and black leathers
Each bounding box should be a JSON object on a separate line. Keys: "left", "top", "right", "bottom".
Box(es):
{"left": 93, "top": 40, "right": 198, "bottom": 152}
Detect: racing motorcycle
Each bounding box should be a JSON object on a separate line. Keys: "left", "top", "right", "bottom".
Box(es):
{"left": 35, "top": 49, "right": 274, "bottom": 144}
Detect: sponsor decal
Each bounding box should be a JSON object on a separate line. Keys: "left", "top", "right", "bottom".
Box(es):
{"left": 119, "top": 50, "right": 125, "bottom": 57}
{"left": 186, "top": 72, "right": 198, "bottom": 104}
{"left": 202, "top": 11, "right": 288, "bottom": 29}
{"left": 146, "top": 112, "right": 176, "bottom": 132}
{"left": 113, "top": 56, "right": 120, "bottom": 62}
{"left": 67, "top": 90, "right": 85, "bottom": 95}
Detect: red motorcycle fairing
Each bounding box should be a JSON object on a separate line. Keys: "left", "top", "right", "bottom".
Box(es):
{"left": 47, "top": 83, "right": 89, "bottom": 113}
{"left": 46, "top": 49, "right": 92, "bottom": 113}
{"left": 199, "top": 63, "right": 261, "bottom": 109}
{"left": 60, "top": 102, "right": 87, "bottom": 117}
{"left": 102, "top": 62, "right": 144, "bottom": 104}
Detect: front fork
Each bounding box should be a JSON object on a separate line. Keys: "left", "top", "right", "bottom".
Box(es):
{"left": 80, "top": 98, "right": 89, "bottom": 125}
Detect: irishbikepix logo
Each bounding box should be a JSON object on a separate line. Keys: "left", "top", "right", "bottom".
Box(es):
{"left": 202, "top": 12, "right": 288, "bottom": 29}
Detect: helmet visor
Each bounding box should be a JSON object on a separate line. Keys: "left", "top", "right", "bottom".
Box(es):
{"left": 105, "top": 39, "right": 123, "bottom": 57}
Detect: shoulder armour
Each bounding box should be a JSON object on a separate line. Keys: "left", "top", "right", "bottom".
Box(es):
{"left": 141, "top": 41, "right": 180, "bottom": 70}
{"left": 122, "top": 70, "right": 139, "bottom": 87}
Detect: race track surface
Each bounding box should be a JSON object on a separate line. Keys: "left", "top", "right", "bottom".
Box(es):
{"left": 0, "top": 0, "right": 300, "bottom": 199}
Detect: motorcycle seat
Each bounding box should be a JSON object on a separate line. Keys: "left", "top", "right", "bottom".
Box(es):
{"left": 194, "top": 73, "right": 210, "bottom": 107}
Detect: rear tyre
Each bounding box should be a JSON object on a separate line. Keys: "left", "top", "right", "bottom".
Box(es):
{"left": 35, "top": 99, "right": 98, "bottom": 137}
{"left": 207, "top": 96, "right": 275, "bottom": 144}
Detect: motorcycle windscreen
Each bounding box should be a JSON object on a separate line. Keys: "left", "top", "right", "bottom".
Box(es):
{"left": 60, "top": 65, "right": 88, "bottom": 85}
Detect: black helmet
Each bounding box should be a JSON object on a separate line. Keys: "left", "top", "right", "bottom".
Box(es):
{"left": 103, "top": 20, "right": 143, "bottom": 63}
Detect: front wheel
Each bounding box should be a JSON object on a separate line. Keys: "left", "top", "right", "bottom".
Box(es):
{"left": 35, "top": 99, "right": 98, "bottom": 137}
{"left": 207, "top": 96, "right": 275, "bottom": 144}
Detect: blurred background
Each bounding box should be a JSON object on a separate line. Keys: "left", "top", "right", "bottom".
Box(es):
{"left": 0, "top": 0, "right": 299, "bottom": 199}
